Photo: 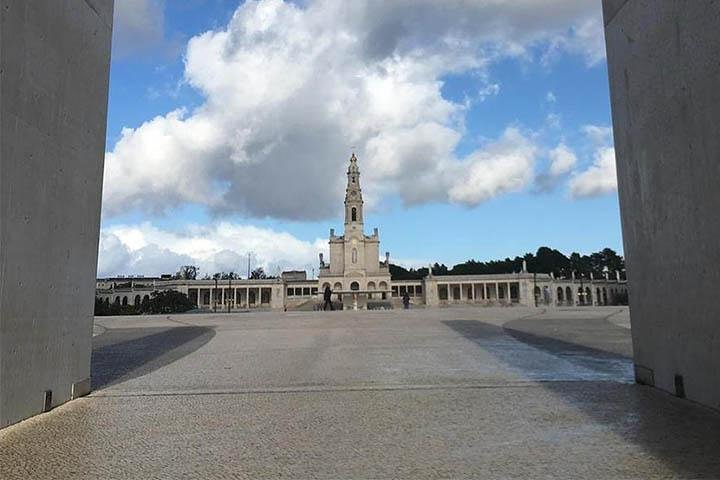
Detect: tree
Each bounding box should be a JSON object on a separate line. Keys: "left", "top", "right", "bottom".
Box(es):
{"left": 175, "top": 265, "right": 199, "bottom": 280}
{"left": 220, "top": 272, "right": 240, "bottom": 280}
{"left": 139, "top": 290, "right": 195, "bottom": 314}
{"left": 250, "top": 267, "right": 267, "bottom": 279}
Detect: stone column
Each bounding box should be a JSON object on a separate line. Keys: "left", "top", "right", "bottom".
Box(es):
{"left": 0, "top": 0, "right": 114, "bottom": 429}
{"left": 604, "top": 0, "right": 720, "bottom": 407}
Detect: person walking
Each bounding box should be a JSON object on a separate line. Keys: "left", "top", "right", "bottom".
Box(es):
{"left": 402, "top": 290, "right": 410, "bottom": 309}
{"left": 323, "top": 285, "right": 334, "bottom": 311}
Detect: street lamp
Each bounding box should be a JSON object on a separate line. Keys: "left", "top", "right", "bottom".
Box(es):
{"left": 214, "top": 276, "right": 218, "bottom": 313}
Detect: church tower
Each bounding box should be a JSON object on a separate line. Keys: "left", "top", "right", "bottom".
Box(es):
{"left": 318, "top": 153, "right": 391, "bottom": 308}
{"left": 344, "top": 153, "right": 364, "bottom": 235}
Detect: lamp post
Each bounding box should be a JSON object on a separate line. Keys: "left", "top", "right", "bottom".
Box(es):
{"left": 214, "top": 276, "right": 218, "bottom": 313}
{"left": 227, "top": 275, "right": 232, "bottom": 314}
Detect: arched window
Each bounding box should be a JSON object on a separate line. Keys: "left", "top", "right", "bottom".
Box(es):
{"left": 352, "top": 248, "right": 357, "bottom": 264}
{"left": 134, "top": 295, "right": 141, "bottom": 306}
{"left": 351, "top": 207, "right": 357, "bottom": 222}
{"left": 122, "top": 296, "right": 128, "bottom": 306}
{"left": 379, "top": 281, "right": 388, "bottom": 300}
{"left": 352, "top": 176, "right": 356, "bottom": 183}
{"left": 557, "top": 287, "right": 564, "bottom": 302}
{"left": 350, "top": 282, "right": 360, "bottom": 291}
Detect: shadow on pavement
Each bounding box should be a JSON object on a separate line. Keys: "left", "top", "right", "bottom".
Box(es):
{"left": 91, "top": 326, "right": 216, "bottom": 390}
{"left": 443, "top": 318, "right": 720, "bottom": 478}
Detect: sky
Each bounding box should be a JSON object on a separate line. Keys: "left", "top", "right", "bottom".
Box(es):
{"left": 99, "top": 0, "right": 623, "bottom": 279}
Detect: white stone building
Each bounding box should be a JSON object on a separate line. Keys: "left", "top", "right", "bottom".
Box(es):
{"left": 96, "top": 154, "right": 629, "bottom": 311}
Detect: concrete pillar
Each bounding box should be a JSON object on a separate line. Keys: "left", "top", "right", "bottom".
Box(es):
{"left": 604, "top": 0, "right": 720, "bottom": 408}
{"left": 0, "top": 0, "right": 114, "bottom": 428}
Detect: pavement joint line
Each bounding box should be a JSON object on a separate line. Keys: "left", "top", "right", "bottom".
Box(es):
{"left": 87, "top": 379, "right": 631, "bottom": 399}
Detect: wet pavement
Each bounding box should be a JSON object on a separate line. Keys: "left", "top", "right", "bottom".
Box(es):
{"left": 2, "top": 307, "right": 720, "bottom": 479}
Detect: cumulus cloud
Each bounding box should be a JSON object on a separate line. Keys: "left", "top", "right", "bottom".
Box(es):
{"left": 548, "top": 143, "right": 577, "bottom": 176}
{"left": 113, "top": 0, "right": 166, "bottom": 57}
{"left": 104, "top": 0, "right": 603, "bottom": 219}
{"left": 97, "top": 222, "right": 328, "bottom": 278}
{"left": 569, "top": 147, "right": 617, "bottom": 198}
{"left": 582, "top": 124, "right": 613, "bottom": 146}
{"left": 448, "top": 128, "right": 537, "bottom": 205}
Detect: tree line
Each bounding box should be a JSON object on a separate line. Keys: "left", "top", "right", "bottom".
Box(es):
{"left": 173, "top": 265, "right": 276, "bottom": 281}
{"left": 390, "top": 247, "right": 625, "bottom": 281}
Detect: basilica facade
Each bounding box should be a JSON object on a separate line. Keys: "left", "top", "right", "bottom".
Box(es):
{"left": 97, "top": 155, "right": 629, "bottom": 311}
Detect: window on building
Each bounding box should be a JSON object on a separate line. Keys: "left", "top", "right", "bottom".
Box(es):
{"left": 351, "top": 207, "right": 357, "bottom": 222}
{"left": 287, "top": 288, "right": 294, "bottom": 297}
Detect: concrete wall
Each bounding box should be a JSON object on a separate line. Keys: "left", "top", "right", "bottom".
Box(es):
{"left": 603, "top": 0, "right": 720, "bottom": 409}
{"left": 0, "top": 0, "right": 114, "bottom": 428}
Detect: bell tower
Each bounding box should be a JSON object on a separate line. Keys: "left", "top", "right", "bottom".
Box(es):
{"left": 344, "top": 153, "right": 364, "bottom": 235}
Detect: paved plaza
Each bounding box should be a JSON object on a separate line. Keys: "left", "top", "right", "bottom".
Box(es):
{"left": 2, "top": 307, "right": 720, "bottom": 478}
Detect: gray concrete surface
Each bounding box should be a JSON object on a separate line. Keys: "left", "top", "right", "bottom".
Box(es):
{"left": 2, "top": 307, "right": 719, "bottom": 479}
{"left": 604, "top": 0, "right": 720, "bottom": 409}
{"left": 0, "top": 1, "right": 114, "bottom": 427}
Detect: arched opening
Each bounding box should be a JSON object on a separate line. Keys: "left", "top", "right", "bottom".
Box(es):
{"left": 596, "top": 288, "right": 601, "bottom": 305}
{"left": 351, "top": 207, "right": 357, "bottom": 222}
{"left": 248, "top": 290, "right": 256, "bottom": 306}
{"left": 114, "top": 297, "right": 120, "bottom": 305}
{"left": 334, "top": 282, "right": 343, "bottom": 301}
{"left": 577, "top": 287, "right": 584, "bottom": 305}
{"left": 534, "top": 286, "right": 541, "bottom": 304}
{"left": 322, "top": 283, "right": 331, "bottom": 293}
{"left": 585, "top": 287, "right": 592, "bottom": 305}
{"left": 350, "top": 281, "right": 359, "bottom": 291}
{"left": 511, "top": 284, "right": 519, "bottom": 303}
{"left": 379, "top": 281, "right": 388, "bottom": 300}
{"left": 602, "top": 288, "right": 608, "bottom": 305}
{"left": 367, "top": 281, "right": 376, "bottom": 299}
{"left": 122, "top": 296, "right": 128, "bottom": 306}
{"left": 565, "top": 287, "right": 573, "bottom": 304}
{"left": 557, "top": 287, "right": 564, "bottom": 303}
{"left": 134, "top": 295, "right": 141, "bottom": 306}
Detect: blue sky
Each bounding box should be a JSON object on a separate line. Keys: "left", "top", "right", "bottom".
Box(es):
{"left": 99, "top": 0, "right": 622, "bottom": 278}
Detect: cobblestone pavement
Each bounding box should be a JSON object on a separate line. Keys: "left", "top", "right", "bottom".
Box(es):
{"left": 2, "top": 307, "right": 720, "bottom": 479}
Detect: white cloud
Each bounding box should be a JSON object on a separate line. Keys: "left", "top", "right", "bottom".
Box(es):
{"left": 582, "top": 124, "right": 614, "bottom": 146}
{"left": 98, "top": 222, "right": 328, "bottom": 278}
{"left": 569, "top": 147, "right": 617, "bottom": 198}
{"left": 546, "top": 91, "right": 557, "bottom": 103}
{"left": 104, "top": 0, "right": 603, "bottom": 219}
{"left": 548, "top": 143, "right": 577, "bottom": 176}
{"left": 113, "top": 0, "right": 166, "bottom": 57}
{"left": 448, "top": 128, "right": 537, "bottom": 205}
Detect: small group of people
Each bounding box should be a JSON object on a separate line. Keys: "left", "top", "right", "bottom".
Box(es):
{"left": 322, "top": 285, "right": 411, "bottom": 310}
